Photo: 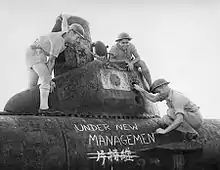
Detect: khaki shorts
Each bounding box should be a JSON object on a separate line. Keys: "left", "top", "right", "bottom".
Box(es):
{"left": 163, "top": 109, "right": 202, "bottom": 134}
{"left": 26, "top": 46, "right": 47, "bottom": 68}
{"left": 162, "top": 114, "right": 199, "bottom": 134}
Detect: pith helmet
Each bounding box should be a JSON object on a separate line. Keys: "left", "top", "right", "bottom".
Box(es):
{"left": 150, "top": 79, "right": 170, "bottom": 93}
{"left": 115, "top": 32, "right": 132, "bottom": 42}
{"left": 68, "top": 23, "right": 85, "bottom": 39}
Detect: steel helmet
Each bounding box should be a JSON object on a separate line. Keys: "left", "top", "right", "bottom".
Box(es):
{"left": 115, "top": 32, "right": 132, "bottom": 42}
{"left": 150, "top": 79, "right": 170, "bottom": 93}
{"left": 68, "top": 23, "right": 85, "bottom": 39}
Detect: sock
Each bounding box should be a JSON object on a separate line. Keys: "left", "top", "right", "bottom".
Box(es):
{"left": 39, "top": 88, "right": 50, "bottom": 110}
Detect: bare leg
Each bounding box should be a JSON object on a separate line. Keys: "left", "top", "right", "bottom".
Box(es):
{"left": 32, "top": 63, "right": 51, "bottom": 110}
{"left": 176, "top": 121, "right": 199, "bottom": 135}
{"left": 134, "top": 60, "right": 152, "bottom": 87}
{"left": 162, "top": 113, "right": 199, "bottom": 135}
{"left": 141, "top": 73, "right": 150, "bottom": 91}
{"left": 27, "top": 67, "right": 39, "bottom": 88}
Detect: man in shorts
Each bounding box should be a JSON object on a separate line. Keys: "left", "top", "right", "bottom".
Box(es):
{"left": 133, "top": 79, "right": 203, "bottom": 138}
{"left": 109, "top": 32, "right": 152, "bottom": 89}
{"left": 26, "top": 14, "right": 85, "bottom": 114}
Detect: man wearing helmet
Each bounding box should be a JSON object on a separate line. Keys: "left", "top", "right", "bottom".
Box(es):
{"left": 109, "top": 32, "right": 152, "bottom": 88}
{"left": 133, "top": 79, "right": 203, "bottom": 138}
{"left": 25, "top": 14, "right": 85, "bottom": 114}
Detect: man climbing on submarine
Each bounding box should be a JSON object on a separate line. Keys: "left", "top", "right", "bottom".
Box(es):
{"left": 132, "top": 79, "right": 203, "bottom": 139}
{"left": 52, "top": 14, "right": 109, "bottom": 76}
{"left": 25, "top": 14, "right": 85, "bottom": 114}
{"left": 109, "top": 32, "right": 152, "bottom": 90}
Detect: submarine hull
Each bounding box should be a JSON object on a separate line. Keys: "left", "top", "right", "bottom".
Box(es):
{"left": 0, "top": 113, "right": 220, "bottom": 170}
{"left": 0, "top": 113, "right": 185, "bottom": 170}
{"left": 4, "top": 61, "right": 158, "bottom": 116}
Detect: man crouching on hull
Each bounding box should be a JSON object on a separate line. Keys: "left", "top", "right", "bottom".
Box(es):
{"left": 133, "top": 79, "right": 203, "bottom": 139}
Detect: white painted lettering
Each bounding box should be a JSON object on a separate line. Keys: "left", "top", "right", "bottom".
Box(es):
{"left": 88, "top": 124, "right": 98, "bottom": 131}
{"left": 89, "top": 134, "right": 99, "bottom": 146}
{"left": 141, "top": 133, "right": 150, "bottom": 144}
{"left": 123, "top": 124, "right": 130, "bottom": 130}
{"left": 105, "top": 136, "right": 114, "bottom": 146}
{"left": 120, "top": 135, "right": 127, "bottom": 145}
{"left": 114, "top": 136, "right": 122, "bottom": 146}
{"left": 127, "top": 135, "right": 135, "bottom": 145}
{"left": 99, "top": 135, "right": 106, "bottom": 146}
{"left": 148, "top": 133, "right": 156, "bottom": 143}
{"left": 115, "top": 124, "right": 123, "bottom": 130}
{"left": 97, "top": 124, "right": 104, "bottom": 131}
{"left": 133, "top": 134, "right": 143, "bottom": 145}
{"left": 103, "top": 124, "right": 111, "bottom": 131}
{"left": 74, "top": 124, "right": 84, "bottom": 131}
{"left": 129, "top": 123, "right": 138, "bottom": 130}
{"left": 82, "top": 124, "right": 91, "bottom": 131}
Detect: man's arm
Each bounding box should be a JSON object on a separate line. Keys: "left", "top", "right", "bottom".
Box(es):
{"left": 158, "top": 95, "right": 185, "bottom": 134}
{"left": 47, "top": 56, "right": 56, "bottom": 74}
{"left": 129, "top": 44, "right": 141, "bottom": 64}
{"left": 61, "top": 14, "right": 71, "bottom": 32}
{"left": 47, "top": 37, "right": 63, "bottom": 74}
{"left": 133, "top": 84, "right": 161, "bottom": 103}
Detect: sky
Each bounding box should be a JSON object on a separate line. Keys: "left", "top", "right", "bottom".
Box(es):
{"left": 0, "top": 0, "right": 220, "bottom": 118}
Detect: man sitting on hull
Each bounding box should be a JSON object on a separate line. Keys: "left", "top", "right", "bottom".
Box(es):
{"left": 133, "top": 79, "right": 203, "bottom": 139}
{"left": 109, "top": 32, "right": 152, "bottom": 89}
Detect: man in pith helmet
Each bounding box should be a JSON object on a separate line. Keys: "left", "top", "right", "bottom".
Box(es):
{"left": 133, "top": 79, "right": 203, "bottom": 138}
{"left": 25, "top": 14, "right": 85, "bottom": 114}
{"left": 109, "top": 32, "right": 152, "bottom": 89}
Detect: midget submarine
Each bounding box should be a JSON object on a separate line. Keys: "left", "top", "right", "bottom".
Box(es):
{"left": 1, "top": 15, "right": 220, "bottom": 170}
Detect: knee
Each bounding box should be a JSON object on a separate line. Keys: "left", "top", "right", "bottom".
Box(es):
{"left": 40, "top": 75, "right": 52, "bottom": 85}
{"left": 39, "top": 83, "right": 50, "bottom": 90}
{"left": 162, "top": 115, "right": 173, "bottom": 125}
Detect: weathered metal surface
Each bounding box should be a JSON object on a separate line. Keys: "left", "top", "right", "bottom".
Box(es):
{"left": 156, "top": 119, "right": 220, "bottom": 149}
{"left": 0, "top": 113, "right": 188, "bottom": 170}
{"left": 0, "top": 113, "right": 219, "bottom": 169}
{"left": 4, "top": 61, "right": 154, "bottom": 115}
{"left": 0, "top": 115, "right": 66, "bottom": 170}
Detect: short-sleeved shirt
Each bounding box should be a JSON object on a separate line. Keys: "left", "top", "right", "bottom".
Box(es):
{"left": 36, "top": 32, "right": 66, "bottom": 58}
{"left": 26, "top": 32, "right": 66, "bottom": 68}
{"left": 165, "top": 89, "right": 202, "bottom": 129}
{"left": 166, "top": 90, "right": 199, "bottom": 113}
{"left": 109, "top": 43, "right": 140, "bottom": 62}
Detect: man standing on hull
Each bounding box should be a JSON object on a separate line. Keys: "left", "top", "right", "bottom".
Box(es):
{"left": 25, "top": 14, "right": 85, "bottom": 114}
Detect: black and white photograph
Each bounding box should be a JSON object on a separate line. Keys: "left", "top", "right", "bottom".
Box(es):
{"left": 0, "top": 0, "right": 220, "bottom": 169}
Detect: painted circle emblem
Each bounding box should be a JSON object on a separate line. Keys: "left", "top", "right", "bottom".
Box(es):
{"left": 110, "top": 74, "right": 121, "bottom": 86}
